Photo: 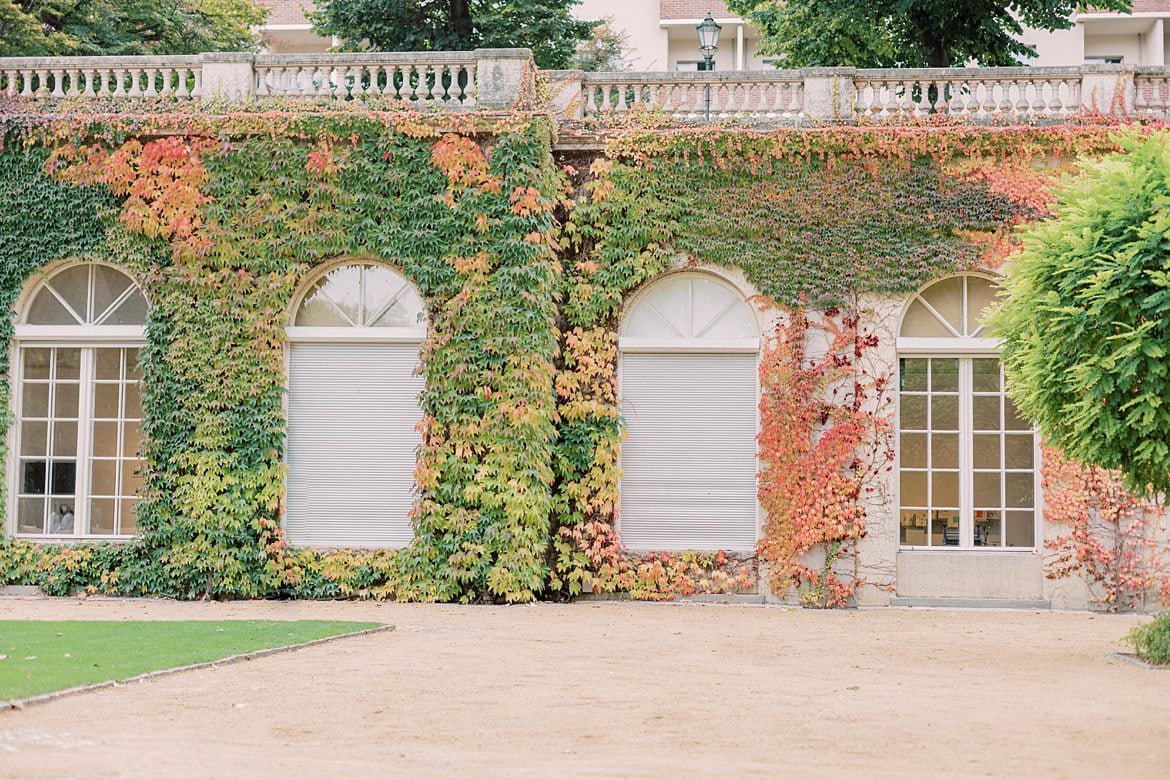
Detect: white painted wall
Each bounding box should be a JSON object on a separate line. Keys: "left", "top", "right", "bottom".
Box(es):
{"left": 1085, "top": 33, "right": 1144, "bottom": 63}
{"left": 574, "top": 0, "right": 668, "bottom": 70}
{"left": 1021, "top": 25, "right": 1085, "bottom": 66}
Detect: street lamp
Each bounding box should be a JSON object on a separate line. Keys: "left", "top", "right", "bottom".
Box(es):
{"left": 696, "top": 12, "right": 721, "bottom": 121}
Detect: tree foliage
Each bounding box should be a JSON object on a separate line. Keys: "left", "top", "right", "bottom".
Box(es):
{"left": 310, "top": 0, "right": 592, "bottom": 69}
{"left": 0, "top": 0, "right": 267, "bottom": 57}
{"left": 995, "top": 133, "right": 1170, "bottom": 497}
{"left": 569, "top": 17, "right": 629, "bottom": 72}
{"left": 726, "top": 0, "right": 1130, "bottom": 68}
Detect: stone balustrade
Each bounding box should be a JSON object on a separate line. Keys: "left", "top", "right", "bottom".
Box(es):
{"left": 852, "top": 68, "right": 1083, "bottom": 119}
{"left": 0, "top": 56, "right": 203, "bottom": 99}
{"left": 1, "top": 51, "right": 1169, "bottom": 127}
{"left": 577, "top": 71, "right": 804, "bottom": 123}
{"left": 254, "top": 52, "right": 478, "bottom": 105}
{"left": 1135, "top": 67, "right": 1170, "bottom": 119}
{"left": 0, "top": 49, "right": 529, "bottom": 109}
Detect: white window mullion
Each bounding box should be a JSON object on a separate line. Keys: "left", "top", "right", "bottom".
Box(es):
{"left": 43, "top": 349, "right": 58, "bottom": 534}
{"left": 8, "top": 349, "right": 23, "bottom": 535}
{"left": 76, "top": 348, "right": 94, "bottom": 535}
{"left": 959, "top": 358, "right": 974, "bottom": 549}
{"left": 999, "top": 360, "right": 1008, "bottom": 548}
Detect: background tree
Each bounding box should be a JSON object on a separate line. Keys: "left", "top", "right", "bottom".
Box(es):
{"left": 726, "top": 0, "right": 1131, "bottom": 68}
{"left": 569, "top": 17, "right": 629, "bottom": 71}
{"left": 310, "top": 0, "right": 593, "bottom": 69}
{"left": 992, "top": 133, "right": 1170, "bottom": 497}
{"left": 0, "top": 0, "right": 267, "bottom": 57}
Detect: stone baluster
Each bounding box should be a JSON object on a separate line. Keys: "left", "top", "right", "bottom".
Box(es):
{"left": 879, "top": 83, "right": 896, "bottom": 118}
{"left": 123, "top": 68, "right": 139, "bottom": 97}
{"left": 463, "top": 63, "right": 476, "bottom": 107}
{"left": 425, "top": 65, "right": 440, "bottom": 101}
{"left": 994, "top": 80, "right": 1011, "bottom": 114}
{"left": 175, "top": 67, "right": 191, "bottom": 98}
{"left": 1031, "top": 79, "right": 1048, "bottom": 115}
{"left": 406, "top": 65, "right": 419, "bottom": 100}
{"left": 449, "top": 65, "right": 465, "bottom": 103}
{"left": 723, "top": 82, "right": 739, "bottom": 116}
{"left": 1014, "top": 79, "right": 1030, "bottom": 114}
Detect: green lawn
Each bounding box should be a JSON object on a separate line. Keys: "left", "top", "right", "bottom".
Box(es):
{"left": 0, "top": 620, "right": 383, "bottom": 700}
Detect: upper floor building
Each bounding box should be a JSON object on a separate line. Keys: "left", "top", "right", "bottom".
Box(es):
{"left": 258, "top": 0, "right": 1170, "bottom": 68}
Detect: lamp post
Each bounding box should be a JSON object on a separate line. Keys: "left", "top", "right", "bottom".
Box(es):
{"left": 696, "top": 12, "right": 721, "bottom": 122}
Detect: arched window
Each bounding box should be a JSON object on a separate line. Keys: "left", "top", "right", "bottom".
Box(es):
{"left": 12, "top": 263, "right": 147, "bottom": 538}
{"left": 291, "top": 263, "right": 425, "bottom": 331}
{"left": 897, "top": 274, "right": 1037, "bottom": 550}
{"left": 618, "top": 273, "right": 759, "bottom": 551}
{"left": 284, "top": 262, "right": 426, "bottom": 548}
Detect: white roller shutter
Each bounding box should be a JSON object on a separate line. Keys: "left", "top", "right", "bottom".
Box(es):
{"left": 286, "top": 342, "right": 423, "bottom": 547}
{"left": 619, "top": 352, "right": 758, "bottom": 551}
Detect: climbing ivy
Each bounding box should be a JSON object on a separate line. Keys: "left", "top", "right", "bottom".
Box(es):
{"left": 0, "top": 106, "right": 1150, "bottom": 605}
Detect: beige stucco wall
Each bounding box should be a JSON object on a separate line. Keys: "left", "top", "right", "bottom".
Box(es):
{"left": 1022, "top": 25, "right": 1085, "bottom": 66}
{"left": 575, "top": 0, "right": 669, "bottom": 70}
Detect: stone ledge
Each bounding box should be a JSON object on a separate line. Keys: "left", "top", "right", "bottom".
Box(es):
{"left": 889, "top": 597, "right": 1051, "bottom": 609}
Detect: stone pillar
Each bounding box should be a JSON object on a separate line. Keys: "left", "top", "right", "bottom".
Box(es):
{"left": 1080, "top": 64, "right": 1135, "bottom": 115}
{"left": 541, "top": 69, "right": 584, "bottom": 120}
{"left": 802, "top": 67, "right": 856, "bottom": 123}
{"left": 474, "top": 48, "right": 534, "bottom": 110}
{"left": 200, "top": 53, "right": 256, "bottom": 102}
{"left": 1143, "top": 19, "right": 1165, "bottom": 66}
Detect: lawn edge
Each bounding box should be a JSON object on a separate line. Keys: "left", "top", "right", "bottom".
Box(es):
{"left": 0, "top": 623, "right": 395, "bottom": 711}
{"left": 1108, "top": 652, "right": 1170, "bottom": 671}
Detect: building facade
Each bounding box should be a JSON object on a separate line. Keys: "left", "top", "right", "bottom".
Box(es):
{"left": 258, "top": 0, "right": 1170, "bottom": 68}
{"left": 1, "top": 53, "right": 1168, "bottom": 608}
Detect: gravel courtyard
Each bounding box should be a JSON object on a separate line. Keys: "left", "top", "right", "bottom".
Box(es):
{"left": 0, "top": 598, "right": 1166, "bottom": 778}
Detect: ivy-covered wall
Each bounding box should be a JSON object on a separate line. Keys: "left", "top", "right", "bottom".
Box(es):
{"left": 0, "top": 107, "right": 1147, "bottom": 604}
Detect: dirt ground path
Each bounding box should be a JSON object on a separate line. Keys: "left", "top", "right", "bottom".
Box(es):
{"left": 0, "top": 599, "right": 1166, "bottom": 778}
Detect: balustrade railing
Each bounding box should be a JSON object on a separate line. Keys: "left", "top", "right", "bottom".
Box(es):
{"left": 1, "top": 53, "right": 1168, "bottom": 129}
{"left": 0, "top": 56, "right": 202, "bottom": 99}
{"left": 1135, "top": 68, "right": 1170, "bottom": 119}
{"left": 254, "top": 53, "right": 477, "bottom": 105}
{"left": 853, "top": 68, "right": 1082, "bottom": 120}
{"left": 580, "top": 72, "right": 803, "bottom": 122}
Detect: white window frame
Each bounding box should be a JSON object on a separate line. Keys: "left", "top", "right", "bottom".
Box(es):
{"left": 616, "top": 271, "right": 762, "bottom": 552}
{"left": 896, "top": 275, "right": 1041, "bottom": 552}
{"left": 282, "top": 261, "right": 428, "bottom": 549}
{"left": 8, "top": 265, "right": 147, "bottom": 540}
{"left": 285, "top": 261, "right": 427, "bottom": 346}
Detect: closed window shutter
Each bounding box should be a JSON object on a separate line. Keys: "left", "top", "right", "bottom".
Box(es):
{"left": 286, "top": 343, "right": 423, "bottom": 547}
{"left": 619, "top": 353, "right": 758, "bottom": 551}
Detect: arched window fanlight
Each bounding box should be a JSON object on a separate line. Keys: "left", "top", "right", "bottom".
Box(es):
{"left": 900, "top": 274, "right": 999, "bottom": 339}
{"left": 622, "top": 273, "right": 756, "bottom": 341}
{"left": 294, "top": 263, "right": 425, "bottom": 329}
{"left": 24, "top": 264, "right": 147, "bottom": 327}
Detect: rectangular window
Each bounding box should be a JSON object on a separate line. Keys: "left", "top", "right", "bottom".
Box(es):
{"left": 14, "top": 346, "right": 143, "bottom": 536}
{"left": 898, "top": 356, "right": 1037, "bottom": 549}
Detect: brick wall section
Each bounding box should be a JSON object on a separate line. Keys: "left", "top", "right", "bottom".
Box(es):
{"left": 659, "top": 0, "right": 733, "bottom": 21}
{"left": 260, "top": 0, "right": 315, "bottom": 26}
